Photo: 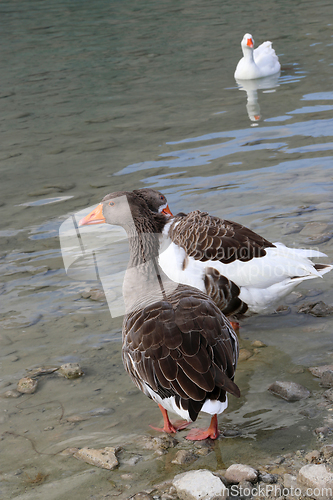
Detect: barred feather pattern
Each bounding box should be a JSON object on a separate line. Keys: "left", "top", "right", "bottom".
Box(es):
{"left": 122, "top": 284, "right": 239, "bottom": 423}
{"left": 167, "top": 211, "right": 275, "bottom": 264}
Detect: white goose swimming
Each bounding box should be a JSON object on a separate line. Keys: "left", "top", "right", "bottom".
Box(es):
{"left": 234, "top": 33, "right": 281, "bottom": 80}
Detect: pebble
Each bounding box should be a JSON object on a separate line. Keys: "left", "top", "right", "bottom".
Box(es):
{"left": 320, "top": 370, "right": 333, "bottom": 388}
{"left": 323, "top": 389, "right": 333, "bottom": 402}
{"left": 130, "top": 494, "right": 154, "bottom": 500}
{"left": 284, "top": 291, "right": 303, "bottom": 304}
{"left": 300, "top": 222, "right": 328, "bottom": 237}
{"left": 17, "top": 377, "right": 38, "bottom": 394}
{"left": 268, "top": 381, "right": 311, "bottom": 401}
{"left": 283, "top": 222, "right": 304, "bottom": 235}
{"left": 320, "top": 445, "right": 333, "bottom": 459}
{"left": 258, "top": 472, "right": 278, "bottom": 484}
{"left": 298, "top": 301, "right": 333, "bottom": 317}
{"left": 224, "top": 464, "right": 258, "bottom": 484}
{"left": 251, "top": 340, "right": 266, "bottom": 348}
{"left": 1, "top": 389, "right": 22, "bottom": 398}
{"left": 314, "top": 426, "right": 331, "bottom": 437}
{"left": 58, "top": 363, "right": 84, "bottom": 379}
{"left": 139, "top": 435, "right": 178, "bottom": 451}
{"left": 298, "top": 464, "right": 333, "bottom": 492}
{"left": 89, "top": 288, "right": 106, "bottom": 301}
{"left": 173, "top": 469, "right": 227, "bottom": 500}
{"left": 309, "top": 365, "right": 333, "bottom": 378}
{"left": 238, "top": 349, "right": 253, "bottom": 361}
{"left": 73, "top": 446, "right": 120, "bottom": 470}
{"left": 304, "top": 450, "right": 321, "bottom": 463}
{"left": 171, "top": 450, "right": 197, "bottom": 465}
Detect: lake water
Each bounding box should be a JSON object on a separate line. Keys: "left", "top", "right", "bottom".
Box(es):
{"left": 1, "top": 0, "right": 333, "bottom": 498}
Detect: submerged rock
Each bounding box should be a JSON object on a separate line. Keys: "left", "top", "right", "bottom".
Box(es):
{"left": 73, "top": 446, "right": 120, "bottom": 470}
{"left": 321, "top": 371, "right": 333, "bottom": 388}
{"left": 224, "top": 464, "right": 258, "bottom": 484}
{"left": 268, "top": 381, "right": 311, "bottom": 401}
{"left": 298, "top": 301, "right": 333, "bottom": 317}
{"left": 171, "top": 450, "right": 197, "bottom": 465}
{"left": 58, "top": 363, "right": 83, "bottom": 379}
{"left": 17, "top": 377, "right": 38, "bottom": 394}
{"left": 309, "top": 366, "right": 333, "bottom": 378}
{"left": 173, "top": 469, "right": 227, "bottom": 500}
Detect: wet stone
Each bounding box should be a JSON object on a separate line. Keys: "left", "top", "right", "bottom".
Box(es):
{"left": 300, "top": 222, "right": 328, "bottom": 237}
{"left": 283, "top": 222, "right": 304, "bottom": 235}
{"left": 171, "top": 450, "right": 197, "bottom": 465}
{"left": 58, "top": 363, "right": 83, "bottom": 379}
{"left": 304, "top": 450, "right": 321, "bottom": 463}
{"left": 298, "top": 464, "right": 333, "bottom": 493}
{"left": 173, "top": 469, "right": 227, "bottom": 500}
{"left": 89, "top": 288, "right": 106, "bottom": 301}
{"left": 251, "top": 340, "right": 266, "bottom": 348}
{"left": 323, "top": 389, "right": 333, "bottom": 402}
{"left": 139, "top": 435, "right": 178, "bottom": 451}
{"left": 224, "top": 464, "right": 258, "bottom": 484}
{"left": 321, "top": 370, "right": 333, "bottom": 388}
{"left": 73, "top": 446, "right": 120, "bottom": 470}
{"left": 238, "top": 349, "right": 253, "bottom": 361}
{"left": 268, "top": 381, "right": 311, "bottom": 401}
{"left": 258, "top": 472, "right": 278, "bottom": 484}
{"left": 298, "top": 301, "right": 333, "bottom": 317}
{"left": 309, "top": 365, "right": 333, "bottom": 378}
{"left": 1, "top": 389, "right": 22, "bottom": 398}
{"left": 130, "top": 494, "right": 154, "bottom": 500}
{"left": 314, "top": 426, "right": 331, "bottom": 437}
{"left": 17, "top": 377, "right": 38, "bottom": 394}
{"left": 320, "top": 445, "right": 333, "bottom": 459}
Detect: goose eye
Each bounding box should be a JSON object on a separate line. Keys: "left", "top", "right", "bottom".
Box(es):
{"left": 109, "top": 201, "right": 115, "bottom": 207}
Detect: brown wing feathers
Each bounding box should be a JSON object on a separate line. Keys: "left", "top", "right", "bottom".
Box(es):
{"left": 123, "top": 285, "right": 239, "bottom": 422}
{"left": 168, "top": 211, "right": 275, "bottom": 264}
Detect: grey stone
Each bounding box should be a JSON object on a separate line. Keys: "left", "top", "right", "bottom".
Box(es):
{"left": 321, "top": 445, "right": 333, "bottom": 459}
{"left": 258, "top": 472, "right": 278, "bottom": 484}
{"left": 224, "top": 464, "right": 258, "bottom": 484}
{"left": 298, "top": 464, "right": 333, "bottom": 497}
{"left": 298, "top": 301, "right": 333, "bottom": 317}
{"left": 321, "top": 371, "right": 333, "bottom": 388}
{"left": 58, "top": 363, "right": 84, "bottom": 379}
{"left": 309, "top": 366, "right": 333, "bottom": 378}
{"left": 17, "top": 377, "right": 38, "bottom": 394}
{"left": 171, "top": 450, "right": 197, "bottom": 465}
{"left": 73, "top": 446, "right": 119, "bottom": 470}
{"left": 305, "top": 450, "right": 321, "bottom": 463}
{"left": 268, "top": 381, "right": 310, "bottom": 401}
{"left": 173, "top": 469, "right": 227, "bottom": 500}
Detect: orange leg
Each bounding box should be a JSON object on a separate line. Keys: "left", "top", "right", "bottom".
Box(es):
{"left": 229, "top": 320, "right": 240, "bottom": 335}
{"left": 149, "top": 404, "right": 190, "bottom": 434}
{"left": 186, "top": 414, "right": 220, "bottom": 441}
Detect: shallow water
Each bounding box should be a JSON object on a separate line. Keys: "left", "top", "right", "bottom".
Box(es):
{"left": 1, "top": 0, "right": 333, "bottom": 498}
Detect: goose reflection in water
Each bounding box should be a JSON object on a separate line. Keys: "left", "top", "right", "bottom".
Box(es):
{"left": 235, "top": 72, "right": 280, "bottom": 122}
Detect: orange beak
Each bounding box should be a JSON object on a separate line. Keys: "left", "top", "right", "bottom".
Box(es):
{"left": 247, "top": 38, "right": 254, "bottom": 48}
{"left": 161, "top": 204, "right": 173, "bottom": 217}
{"left": 79, "top": 203, "right": 106, "bottom": 226}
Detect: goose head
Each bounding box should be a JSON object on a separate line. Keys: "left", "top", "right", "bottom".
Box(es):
{"left": 241, "top": 33, "right": 254, "bottom": 55}
{"left": 79, "top": 189, "right": 172, "bottom": 230}
{"left": 134, "top": 188, "right": 173, "bottom": 217}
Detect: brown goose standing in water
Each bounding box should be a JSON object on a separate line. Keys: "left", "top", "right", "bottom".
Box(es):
{"left": 134, "top": 188, "right": 332, "bottom": 317}
{"left": 80, "top": 191, "right": 240, "bottom": 440}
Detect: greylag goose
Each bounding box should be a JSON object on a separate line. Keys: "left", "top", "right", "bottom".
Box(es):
{"left": 134, "top": 189, "right": 332, "bottom": 316}
{"left": 80, "top": 191, "right": 240, "bottom": 440}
